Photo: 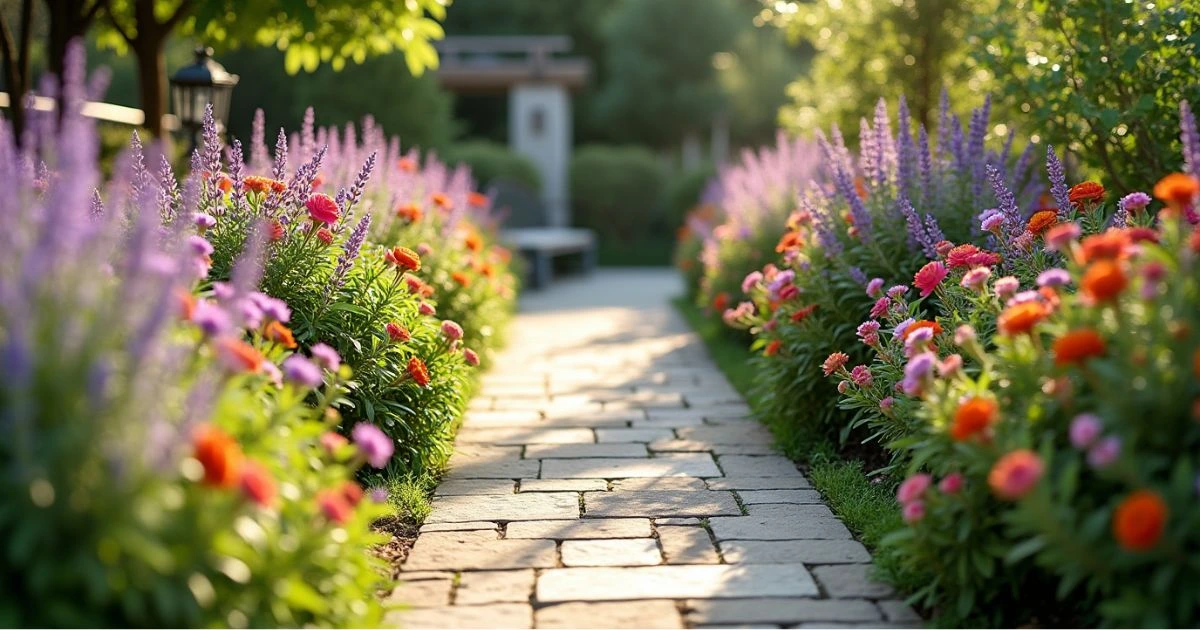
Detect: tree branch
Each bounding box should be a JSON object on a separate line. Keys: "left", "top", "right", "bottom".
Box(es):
{"left": 106, "top": 7, "right": 135, "bottom": 45}
{"left": 164, "top": 0, "right": 194, "bottom": 30}
{"left": 83, "top": 0, "right": 109, "bottom": 24}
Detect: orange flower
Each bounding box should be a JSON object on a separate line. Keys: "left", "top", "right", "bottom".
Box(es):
{"left": 464, "top": 231, "right": 484, "bottom": 252}
{"left": 193, "top": 424, "right": 242, "bottom": 488}
{"left": 1079, "top": 230, "right": 1131, "bottom": 263}
{"left": 853, "top": 177, "right": 869, "bottom": 200}
{"left": 407, "top": 357, "right": 431, "bottom": 387}
{"left": 997, "top": 301, "right": 1049, "bottom": 336}
{"left": 239, "top": 460, "right": 276, "bottom": 507}
{"left": 1053, "top": 329, "right": 1106, "bottom": 367}
{"left": 1068, "top": 181, "right": 1105, "bottom": 207}
{"left": 396, "top": 203, "right": 423, "bottom": 223}
{"left": 452, "top": 271, "right": 472, "bottom": 287}
{"left": 386, "top": 322, "right": 411, "bottom": 343}
{"left": 1153, "top": 173, "right": 1199, "bottom": 206}
{"left": 397, "top": 157, "right": 417, "bottom": 173}
{"left": 467, "top": 192, "right": 489, "bottom": 208}
{"left": 215, "top": 337, "right": 264, "bottom": 373}
{"left": 775, "top": 230, "right": 804, "bottom": 253}
{"left": 1081, "top": 260, "right": 1127, "bottom": 303}
{"left": 951, "top": 397, "right": 997, "bottom": 441}
{"left": 903, "top": 320, "right": 943, "bottom": 342}
{"left": 177, "top": 290, "right": 197, "bottom": 320}
{"left": 263, "top": 321, "right": 297, "bottom": 349}
{"left": 430, "top": 192, "right": 453, "bottom": 210}
{"left": 1113, "top": 490, "right": 1168, "bottom": 551}
{"left": 216, "top": 175, "right": 233, "bottom": 193}
{"left": 244, "top": 175, "right": 285, "bottom": 194}
{"left": 713, "top": 292, "right": 730, "bottom": 312}
{"left": 385, "top": 246, "right": 421, "bottom": 272}
{"left": 764, "top": 339, "right": 782, "bottom": 357}
{"left": 1026, "top": 210, "right": 1058, "bottom": 235}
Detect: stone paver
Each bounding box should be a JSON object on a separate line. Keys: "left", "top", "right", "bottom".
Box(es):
{"left": 537, "top": 564, "right": 819, "bottom": 601}
{"left": 561, "top": 539, "right": 662, "bottom": 566}
{"left": 541, "top": 454, "right": 721, "bottom": 479}
{"left": 398, "top": 271, "right": 910, "bottom": 627}
{"left": 584, "top": 490, "right": 741, "bottom": 518}
{"left": 426, "top": 493, "right": 578, "bottom": 523}
{"left": 455, "top": 569, "right": 536, "bottom": 605}
{"left": 505, "top": 518, "right": 652, "bottom": 539}
{"left": 658, "top": 525, "right": 721, "bottom": 564}
{"left": 536, "top": 601, "right": 684, "bottom": 629}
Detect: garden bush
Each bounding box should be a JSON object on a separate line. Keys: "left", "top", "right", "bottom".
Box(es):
{"left": 0, "top": 47, "right": 394, "bottom": 626}
{"left": 569, "top": 144, "right": 667, "bottom": 241}
{"left": 702, "top": 75, "right": 1200, "bottom": 623}
{"left": 441, "top": 140, "right": 541, "bottom": 191}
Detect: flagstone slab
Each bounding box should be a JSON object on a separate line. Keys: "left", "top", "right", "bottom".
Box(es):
{"left": 745, "top": 503, "right": 837, "bottom": 520}
{"left": 737, "top": 489, "right": 823, "bottom": 504}
{"left": 456, "top": 427, "right": 595, "bottom": 445}
{"left": 435, "top": 479, "right": 516, "bottom": 495}
{"left": 505, "top": 518, "right": 652, "bottom": 539}
{"left": 426, "top": 492, "right": 579, "bottom": 523}
{"left": 708, "top": 515, "right": 852, "bottom": 542}
{"left": 595, "top": 428, "right": 676, "bottom": 443}
{"left": 518, "top": 478, "right": 608, "bottom": 492}
{"left": 720, "top": 539, "right": 871, "bottom": 564}
{"left": 536, "top": 600, "right": 684, "bottom": 629}
{"left": 811, "top": 564, "right": 895, "bottom": 598}
{"left": 706, "top": 476, "right": 813, "bottom": 490}
{"left": 658, "top": 525, "right": 721, "bottom": 564}
{"left": 541, "top": 453, "right": 720, "bottom": 479}
{"left": 611, "top": 477, "right": 708, "bottom": 490}
{"left": 454, "top": 569, "right": 536, "bottom": 605}
{"left": 525, "top": 443, "right": 647, "bottom": 459}
{"left": 444, "top": 459, "right": 540, "bottom": 480}
{"left": 420, "top": 521, "right": 499, "bottom": 533}
{"left": 584, "top": 490, "right": 741, "bottom": 518}
{"left": 684, "top": 598, "right": 881, "bottom": 625}
{"left": 677, "top": 425, "right": 773, "bottom": 445}
{"left": 717, "top": 455, "right": 802, "bottom": 477}
{"left": 536, "top": 564, "right": 819, "bottom": 602}
{"left": 561, "top": 538, "right": 662, "bottom": 566}
{"left": 404, "top": 531, "right": 557, "bottom": 571}
{"left": 387, "top": 603, "right": 533, "bottom": 629}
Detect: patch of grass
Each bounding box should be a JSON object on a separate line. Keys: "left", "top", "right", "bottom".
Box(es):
{"left": 386, "top": 473, "right": 439, "bottom": 524}
{"left": 673, "top": 296, "right": 927, "bottom": 600}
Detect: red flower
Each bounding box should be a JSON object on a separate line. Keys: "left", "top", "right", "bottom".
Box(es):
{"left": 384, "top": 246, "right": 421, "bottom": 272}
{"left": 386, "top": 322, "right": 411, "bottom": 343}
{"left": 1068, "top": 181, "right": 1105, "bottom": 207}
{"left": 244, "top": 175, "right": 285, "bottom": 194}
{"left": 431, "top": 192, "right": 453, "bottom": 210}
{"left": 341, "top": 481, "right": 364, "bottom": 506}
{"left": 193, "top": 424, "right": 242, "bottom": 488}
{"left": 913, "top": 261, "right": 948, "bottom": 297}
{"left": 1113, "top": 490, "right": 1167, "bottom": 551}
{"left": 1026, "top": 210, "right": 1058, "bottom": 235}
{"left": 1053, "top": 329, "right": 1106, "bottom": 366}
{"left": 239, "top": 460, "right": 276, "bottom": 507}
{"left": 464, "top": 231, "right": 484, "bottom": 252}
{"left": 397, "top": 157, "right": 417, "bottom": 173}
{"left": 316, "top": 228, "right": 334, "bottom": 245}
{"left": 945, "top": 244, "right": 1002, "bottom": 269}
{"left": 269, "top": 219, "right": 286, "bottom": 242}
{"left": 215, "top": 337, "right": 264, "bottom": 372}
{"left": 306, "top": 193, "right": 340, "bottom": 225}
{"left": 408, "top": 357, "right": 431, "bottom": 387}
{"left": 903, "top": 320, "right": 943, "bottom": 341}
{"left": 1153, "top": 173, "right": 1199, "bottom": 207}
{"left": 317, "top": 489, "right": 354, "bottom": 524}
{"left": 997, "top": 302, "right": 1049, "bottom": 336}
{"left": 764, "top": 339, "right": 782, "bottom": 357}
{"left": 791, "top": 304, "right": 817, "bottom": 323}
{"left": 467, "top": 192, "right": 489, "bottom": 208}
{"left": 822, "top": 352, "right": 849, "bottom": 376}
{"left": 951, "top": 397, "right": 997, "bottom": 441}
{"left": 1079, "top": 230, "right": 1132, "bottom": 263}
{"left": 713, "top": 292, "right": 730, "bottom": 312}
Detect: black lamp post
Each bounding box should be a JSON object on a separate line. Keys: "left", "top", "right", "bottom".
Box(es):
{"left": 169, "top": 46, "right": 239, "bottom": 154}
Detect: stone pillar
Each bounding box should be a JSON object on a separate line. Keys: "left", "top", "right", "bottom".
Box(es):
{"left": 509, "top": 84, "right": 571, "bottom": 227}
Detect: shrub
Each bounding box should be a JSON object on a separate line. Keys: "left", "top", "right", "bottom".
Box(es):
{"left": 441, "top": 140, "right": 541, "bottom": 191}
{"left": 0, "top": 50, "right": 389, "bottom": 626}
{"left": 662, "top": 161, "right": 716, "bottom": 232}
{"left": 569, "top": 144, "right": 667, "bottom": 241}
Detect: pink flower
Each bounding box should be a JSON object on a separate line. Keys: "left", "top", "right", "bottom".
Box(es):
{"left": 850, "top": 364, "right": 873, "bottom": 387}
{"left": 822, "top": 352, "right": 849, "bottom": 376}
{"left": 960, "top": 266, "right": 991, "bottom": 291}
{"left": 1036, "top": 268, "right": 1071, "bottom": 288}
{"left": 1087, "top": 436, "right": 1121, "bottom": 469}
{"left": 938, "top": 472, "right": 964, "bottom": 495}
{"left": 417, "top": 242, "right": 434, "bottom": 257}
{"left": 937, "top": 353, "right": 963, "bottom": 377}
{"left": 1043, "top": 222, "right": 1081, "bottom": 252}
{"left": 902, "top": 500, "right": 926, "bottom": 523}
{"left": 914, "top": 261, "right": 948, "bottom": 297}
{"left": 897, "top": 473, "right": 932, "bottom": 504}
{"left": 837, "top": 380, "right": 850, "bottom": 394}
{"left": 887, "top": 285, "right": 909, "bottom": 300}
{"left": 1069, "top": 413, "right": 1103, "bottom": 449}
{"left": 993, "top": 276, "right": 1020, "bottom": 301}
{"left": 980, "top": 211, "right": 1005, "bottom": 233}
{"left": 441, "top": 320, "right": 464, "bottom": 341}
{"left": 463, "top": 348, "right": 481, "bottom": 367}
{"left": 879, "top": 397, "right": 895, "bottom": 413}
{"left": 869, "top": 297, "right": 890, "bottom": 319}
{"left": 419, "top": 302, "right": 436, "bottom": 316}
{"left": 988, "top": 450, "right": 1044, "bottom": 500}
{"left": 856, "top": 320, "right": 880, "bottom": 341}
{"left": 742, "top": 271, "right": 763, "bottom": 293}
{"left": 954, "top": 325, "right": 976, "bottom": 346}
{"left": 866, "top": 277, "right": 885, "bottom": 298}
{"left": 306, "top": 193, "right": 340, "bottom": 225}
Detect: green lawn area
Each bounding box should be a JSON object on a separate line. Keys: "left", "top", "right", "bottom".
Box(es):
{"left": 673, "top": 296, "right": 922, "bottom": 597}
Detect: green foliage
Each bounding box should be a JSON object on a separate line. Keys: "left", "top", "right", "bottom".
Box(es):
{"left": 594, "top": 0, "right": 741, "bottom": 148}
{"left": 766, "top": 0, "right": 994, "bottom": 135}
{"left": 441, "top": 141, "right": 541, "bottom": 191}
{"left": 569, "top": 144, "right": 667, "bottom": 241}
{"left": 972, "top": 0, "right": 1200, "bottom": 192}
{"left": 663, "top": 161, "right": 716, "bottom": 234}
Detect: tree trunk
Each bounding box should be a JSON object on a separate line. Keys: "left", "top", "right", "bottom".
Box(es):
{"left": 134, "top": 39, "right": 166, "bottom": 136}
{"left": 1, "top": 0, "right": 34, "bottom": 142}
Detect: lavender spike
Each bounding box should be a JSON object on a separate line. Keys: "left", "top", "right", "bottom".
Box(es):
{"left": 228, "top": 139, "right": 248, "bottom": 217}
{"left": 1046, "top": 145, "right": 1070, "bottom": 216}
{"left": 323, "top": 215, "right": 371, "bottom": 303}
{"left": 250, "top": 108, "right": 269, "bottom": 168}
{"left": 157, "top": 154, "right": 179, "bottom": 221}
{"left": 1180, "top": 101, "right": 1200, "bottom": 178}
{"left": 272, "top": 128, "right": 289, "bottom": 181}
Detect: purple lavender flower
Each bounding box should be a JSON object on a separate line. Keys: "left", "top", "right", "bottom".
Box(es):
{"left": 227, "top": 138, "right": 248, "bottom": 216}
{"left": 848, "top": 266, "right": 867, "bottom": 286}
{"left": 250, "top": 108, "right": 269, "bottom": 167}
{"left": 271, "top": 128, "right": 289, "bottom": 182}
{"left": 311, "top": 343, "right": 341, "bottom": 372}
{"left": 1114, "top": 191, "right": 1151, "bottom": 227}
{"left": 352, "top": 423, "right": 395, "bottom": 468}
{"left": 1181, "top": 101, "right": 1200, "bottom": 179}
{"left": 1046, "top": 145, "right": 1071, "bottom": 217}
{"left": 987, "top": 164, "right": 1022, "bottom": 246}
{"left": 370, "top": 486, "right": 390, "bottom": 504}
{"left": 190, "top": 301, "right": 233, "bottom": 337}
{"left": 323, "top": 214, "right": 371, "bottom": 302}
{"left": 896, "top": 96, "right": 915, "bottom": 197}
{"left": 344, "top": 151, "right": 376, "bottom": 212}
{"left": 282, "top": 355, "right": 324, "bottom": 388}
{"left": 188, "top": 235, "right": 214, "bottom": 257}
{"left": 1036, "top": 268, "right": 1071, "bottom": 288}
{"left": 158, "top": 154, "right": 179, "bottom": 221}
{"left": 918, "top": 125, "right": 934, "bottom": 208}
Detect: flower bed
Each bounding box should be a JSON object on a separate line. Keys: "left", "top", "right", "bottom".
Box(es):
{"left": 681, "top": 92, "right": 1200, "bottom": 624}
{"left": 0, "top": 47, "right": 515, "bottom": 626}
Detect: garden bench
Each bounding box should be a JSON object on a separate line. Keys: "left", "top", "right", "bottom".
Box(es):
{"left": 491, "top": 179, "right": 596, "bottom": 289}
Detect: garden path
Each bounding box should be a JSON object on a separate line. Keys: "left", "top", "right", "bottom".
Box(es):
{"left": 389, "top": 269, "right": 917, "bottom": 629}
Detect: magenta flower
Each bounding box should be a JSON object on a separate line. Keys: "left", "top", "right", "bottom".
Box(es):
{"left": 954, "top": 325, "right": 976, "bottom": 346}
{"left": 993, "top": 276, "right": 1020, "bottom": 301}
{"left": 441, "top": 320, "right": 464, "bottom": 341}
{"left": 1044, "top": 222, "right": 1081, "bottom": 251}
{"left": 188, "top": 235, "right": 214, "bottom": 257}
{"left": 1087, "top": 436, "right": 1121, "bottom": 468}
{"left": 897, "top": 473, "right": 932, "bottom": 504}
{"left": 939, "top": 472, "right": 964, "bottom": 495}
{"left": 311, "top": 343, "right": 341, "bottom": 372}
{"left": 879, "top": 397, "right": 895, "bottom": 414}
{"left": 937, "top": 353, "right": 963, "bottom": 377}
{"left": 741, "top": 271, "right": 763, "bottom": 293}
{"left": 419, "top": 302, "right": 436, "bottom": 316}
{"left": 1069, "top": 414, "right": 1103, "bottom": 449}
{"left": 887, "top": 285, "right": 909, "bottom": 300}
{"left": 856, "top": 320, "right": 880, "bottom": 340}
{"left": 869, "top": 297, "right": 890, "bottom": 319}
{"left": 463, "top": 348, "right": 481, "bottom": 367}
{"left": 352, "top": 423, "right": 395, "bottom": 468}
{"left": 1119, "top": 191, "right": 1151, "bottom": 212}
{"left": 191, "top": 301, "right": 232, "bottom": 337}
{"left": 913, "top": 261, "right": 948, "bottom": 297}
{"left": 902, "top": 500, "right": 926, "bottom": 523}
{"left": 192, "top": 212, "right": 216, "bottom": 229}
{"left": 282, "top": 355, "right": 324, "bottom": 388}
{"left": 960, "top": 266, "right": 991, "bottom": 291}
{"left": 261, "top": 361, "right": 283, "bottom": 388}
{"left": 850, "top": 364, "right": 873, "bottom": 387}
{"left": 866, "top": 277, "right": 885, "bottom": 298}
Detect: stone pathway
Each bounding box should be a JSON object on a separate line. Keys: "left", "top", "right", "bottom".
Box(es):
{"left": 388, "top": 270, "right": 917, "bottom": 629}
